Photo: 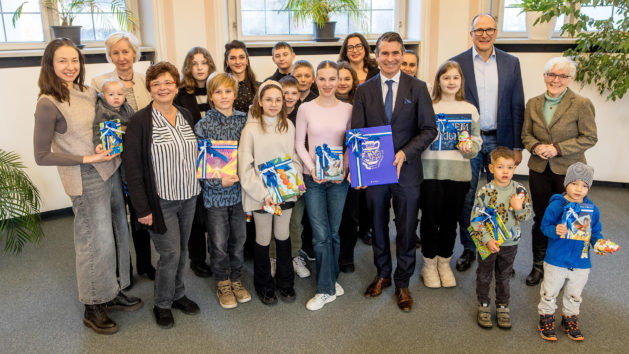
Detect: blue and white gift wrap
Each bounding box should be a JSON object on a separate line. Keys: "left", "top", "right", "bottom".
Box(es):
{"left": 346, "top": 125, "right": 398, "bottom": 188}
{"left": 314, "top": 144, "right": 344, "bottom": 181}
{"left": 430, "top": 113, "right": 472, "bottom": 151}
{"left": 99, "top": 119, "right": 124, "bottom": 155}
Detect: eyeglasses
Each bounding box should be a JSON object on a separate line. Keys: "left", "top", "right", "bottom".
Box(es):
{"left": 347, "top": 43, "right": 364, "bottom": 52}
{"left": 150, "top": 80, "right": 176, "bottom": 88}
{"left": 472, "top": 28, "right": 496, "bottom": 36}
{"left": 545, "top": 73, "right": 572, "bottom": 80}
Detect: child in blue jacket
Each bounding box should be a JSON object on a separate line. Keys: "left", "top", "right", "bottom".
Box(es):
{"left": 537, "top": 162, "right": 603, "bottom": 342}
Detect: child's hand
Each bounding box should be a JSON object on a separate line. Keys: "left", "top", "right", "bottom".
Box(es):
{"left": 509, "top": 194, "right": 524, "bottom": 211}
{"left": 487, "top": 239, "right": 500, "bottom": 253}
{"left": 221, "top": 175, "right": 239, "bottom": 187}
{"left": 264, "top": 196, "right": 275, "bottom": 208}
{"left": 457, "top": 143, "right": 472, "bottom": 154}
{"left": 312, "top": 173, "right": 327, "bottom": 184}
{"left": 556, "top": 224, "right": 568, "bottom": 237}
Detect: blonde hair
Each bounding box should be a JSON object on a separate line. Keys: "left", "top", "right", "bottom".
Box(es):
{"left": 207, "top": 73, "right": 238, "bottom": 108}
{"left": 105, "top": 32, "right": 140, "bottom": 63}
{"left": 101, "top": 78, "right": 124, "bottom": 92}
{"left": 249, "top": 80, "right": 288, "bottom": 134}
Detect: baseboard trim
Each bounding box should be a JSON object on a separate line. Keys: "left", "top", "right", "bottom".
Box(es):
{"left": 40, "top": 207, "right": 73, "bottom": 220}
{"left": 513, "top": 174, "right": 628, "bottom": 188}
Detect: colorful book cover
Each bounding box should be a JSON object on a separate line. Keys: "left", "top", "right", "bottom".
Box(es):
{"left": 430, "top": 113, "right": 472, "bottom": 151}
{"left": 196, "top": 139, "right": 238, "bottom": 179}
{"left": 314, "top": 144, "right": 344, "bottom": 181}
{"left": 99, "top": 119, "right": 124, "bottom": 156}
{"left": 468, "top": 205, "right": 512, "bottom": 260}
{"left": 258, "top": 154, "right": 305, "bottom": 204}
{"left": 346, "top": 125, "right": 398, "bottom": 188}
{"left": 561, "top": 202, "right": 594, "bottom": 242}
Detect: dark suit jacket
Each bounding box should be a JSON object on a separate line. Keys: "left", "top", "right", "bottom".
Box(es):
{"left": 451, "top": 47, "right": 525, "bottom": 149}
{"left": 351, "top": 72, "right": 437, "bottom": 187}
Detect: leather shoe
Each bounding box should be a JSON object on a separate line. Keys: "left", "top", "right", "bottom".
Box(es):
{"left": 256, "top": 288, "right": 278, "bottom": 306}
{"left": 526, "top": 267, "right": 543, "bottom": 286}
{"left": 153, "top": 306, "right": 174, "bottom": 329}
{"left": 172, "top": 295, "right": 200, "bottom": 315}
{"left": 339, "top": 263, "right": 355, "bottom": 273}
{"left": 84, "top": 304, "right": 118, "bottom": 334}
{"left": 364, "top": 276, "right": 392, "bottom": 297}
{"left": 190, "top": 261, "right": 212, "bottom": 278}
{"left": 105, "top": 291, "right": 143, "bottom": 312}
{"left": 358, "top": 230, "right": 372, "bottom": 245}
{"left": 395, "top": 287, "right": 414, "bottom": 312}
{"left": 456, "top": 249, "right": 476, "bottom": 272}
{"left": 278, "top": 287, "right": 296, "bottom": 303}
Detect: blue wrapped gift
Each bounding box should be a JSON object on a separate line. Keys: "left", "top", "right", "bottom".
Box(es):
{"left": 99, "top": 119, "right": 124, "bottom": 156}
{"left": 430, "top": 113, "right": 472, "bottom": 151}
{"left": 346, "top": 125, "right": 398, "bottom": 188}
{"left": 314, "top": 144, "right": 344, "bottom": 181}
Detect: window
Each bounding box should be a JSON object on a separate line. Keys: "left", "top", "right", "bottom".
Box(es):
{"left": 498, "top": 0, "right": 563, "bottom": 37}
{"left": 580, "top": 4, "right": 625, "bottom": 30}
{"left": 0, "top": 0, "right": 45, "bottom": 43}
{"left": 234, "top": 0, "right": 400, "bottom": 41}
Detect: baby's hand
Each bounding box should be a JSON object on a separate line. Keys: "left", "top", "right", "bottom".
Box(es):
{"left": 486, "top": 239, "right": 500, "bottom": 253}
{"left": 509, "top": 194, "right": 524, "bottom": 211}
{"left": 556, "top": 224, "right": 568, "bottom": 237}
{"left": 221, "top": 175, "right": 239, "bottom": 187}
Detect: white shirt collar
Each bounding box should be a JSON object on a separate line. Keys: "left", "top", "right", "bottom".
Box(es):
{"left": 472, "top": 46, "right": 496, "bottom": 60}
{"left": 380, "top": 70, "right": 401, "bottom": 85}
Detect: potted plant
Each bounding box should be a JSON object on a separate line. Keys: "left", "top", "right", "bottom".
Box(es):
{"left": 12, "top": 0, "right": 138, "bottom": 46}
{"left": 518, "top": 0, "right": 628, "bottom": 101}
{"left": 518, "top": 0, "right": 558, "bottom": 39}
{"left": 282, "top": 0, "right": 365, "bottom": 41}
{"left": 0, "top": 149, "right": 43, "bottom": 255}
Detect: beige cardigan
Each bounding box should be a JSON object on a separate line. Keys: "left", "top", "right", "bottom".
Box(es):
{"left": 91, "top": 70, "right": 152, "bottom": 111}
{"left": 521, "top": 88, "right": 597, "bottom": 175}
{"left": 238, "top": 114, "right": 303, "bottom": 212}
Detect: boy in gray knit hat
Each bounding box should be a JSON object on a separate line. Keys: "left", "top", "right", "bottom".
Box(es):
{"left": 536, "top": 162, "right": 602, "bottom": 342}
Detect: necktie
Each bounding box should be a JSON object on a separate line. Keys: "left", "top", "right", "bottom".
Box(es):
{"left": 384, "top": 80, "right": 394, "bottom": 123}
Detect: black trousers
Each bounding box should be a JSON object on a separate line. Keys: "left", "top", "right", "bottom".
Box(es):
{"left": 476, "top": 244, "right": 518, "bottom": 305}
{"left": 366, "top": 182, "right": 420, "bottom": 288}
{"left": 188, "top": 194, "right": 208, "bottom": 264}
{"left": 419, "top": 180, "right": 469, "bottom": 259}
{"left": 339, "top": 188, "right": 371, "bottom": 265}
{"left": 125, "top": 195, "right": 153, "bottom": 272}
{"left": 529, "top": 165, "right": 565, "bottom": 268}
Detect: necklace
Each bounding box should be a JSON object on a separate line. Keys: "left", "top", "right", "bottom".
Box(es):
{"left": 118, "top": 72, "right": 134, "bottom": 82}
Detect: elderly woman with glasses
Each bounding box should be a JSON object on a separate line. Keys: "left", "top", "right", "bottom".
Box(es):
{"left": 124, "top": 62, "right": 201, "bottom": 329}
{"left": 521, "top": 57, "right": 598, "bottom": 286}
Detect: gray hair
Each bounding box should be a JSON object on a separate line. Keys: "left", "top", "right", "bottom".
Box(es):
{"left": 544, "top": 57, "right": 577, "bottom": 77}
{"left": 101, "top": 78, "right": 125, "bottom": 91}
{"left": 105, "top": 32, "right": 140, "bottom": 64}
{"left": 470, "top": 13, "right": 497, "bottom": 32}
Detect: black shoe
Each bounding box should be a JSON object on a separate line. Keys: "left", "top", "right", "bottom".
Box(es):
{"left": 538, "top": 314, "right": 557, "bottom": 341}
{"left": 561, "top": 314, "right": 584, "bottom": 341}
{"left": 172, "top": 295, "right": 200, "bottom": 315}
{"left": 83, "top": 304, "right": 118, "bottom": 334}
{"left": 153, "top": 306, "right": 174, "bottom": 329}
{"left": 526, "top": 267, "right": 543, "bottom": 286}
{"left": 256, "top": 288, "right": 278, "bottom": 305}
{"left": 190, "top": 261, "right": 212, "bottom": 278}
{"left": 277, "top": 287, "right": 296, "bottom": 303}
{"left": 414, "top": 235, "right": 421, "bottom": 249}
{"left": 138, "top": 266, "right": 156, "bottom": 280}
{"left": 358, "top": 231, "right": 372, "bottom": 245}
{"left": 456, "top": 249, "right": 476, "bottom": 272}
{"left": 105, "top": 292, "right": 144, "bottom": 312}
{"left": 340, "top": 263, "right": 355, "bottom": 273}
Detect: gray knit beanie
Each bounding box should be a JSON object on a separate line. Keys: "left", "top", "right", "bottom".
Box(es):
{"left": 564, "top": 162, "right": 594, "bottom": 188}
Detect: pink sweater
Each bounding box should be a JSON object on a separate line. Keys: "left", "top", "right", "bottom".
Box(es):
{"left": 295, "top": 99, "right": 352, "bottom": 175}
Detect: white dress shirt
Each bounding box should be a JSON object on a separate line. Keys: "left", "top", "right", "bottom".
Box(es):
{"left": 472, "top": 46, "right": 499, "bottom": 131}
{"left": 380, "top": 70, "right": 401, "bottom": 113}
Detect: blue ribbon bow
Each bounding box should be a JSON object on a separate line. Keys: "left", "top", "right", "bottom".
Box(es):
{"left": 434, "top": 113, "right": 458, "bottom": 150}
{"left": 197, "top": 140, "right": 228, "bottom": 179}
{"left": 100, "top": 120, "right": 124, "bottom": 148}
{"left": 471, "top": 206, "right": 509, "bottom": 242}
{"left": 260, "top": 161, "right": 284, "bottom": 203}
{"left": 346, "top": 129, "right": 377, "bottom": 158}
{"left": 562, "top": 202, "right": 582, "bottom": 228}
{"left": 315, "top": 144, "right": 340, "bottom": 179}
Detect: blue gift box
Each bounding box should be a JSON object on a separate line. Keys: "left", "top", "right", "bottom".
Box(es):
{"left": 314, "top": 144, "right": 344, "bottom": 181}
{"left": 430, "top": 113, "right": 472, "bottom": 151}
{"left": 99, "top": 119, "right": 124, "bottom": 156}
{"left": 346, "top": 125, "right": 398, "bottom": 188}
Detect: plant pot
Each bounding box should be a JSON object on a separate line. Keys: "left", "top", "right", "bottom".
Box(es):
{"left": 313, "top": 21, "right": 338, "bottom": 42}
{"left": 525, "top": 12, "right": 557, "bottom": 40}
{"left": 51, "top": 26, "right": 82, "bottom": 46}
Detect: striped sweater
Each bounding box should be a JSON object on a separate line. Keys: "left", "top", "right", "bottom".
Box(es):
{"left": 421, "top": 99, "right": 482, "bottom": 181}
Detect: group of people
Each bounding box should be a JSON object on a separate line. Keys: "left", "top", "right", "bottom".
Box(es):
{"left": 34, "top": 13, "right": 605, "bottom": 342}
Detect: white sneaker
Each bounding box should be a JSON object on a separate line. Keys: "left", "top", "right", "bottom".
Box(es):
{"left": 306, "top": 293, "right": 337, "bottom": 311}
{"left": 292, "top": 256, "right": 311, "bottom": 278}
{"left": 270, "top": 258, "right": 276, "bottom": 278}
{"left": 335, "top": 282, "right": 344, "bottom": 296}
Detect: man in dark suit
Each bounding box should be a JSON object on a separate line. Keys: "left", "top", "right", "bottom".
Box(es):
{"left": 352, "top": 32, "right": 437, "bottom": 312}
{"left": 451, "top": 14, "right": 525, "bottom": 276}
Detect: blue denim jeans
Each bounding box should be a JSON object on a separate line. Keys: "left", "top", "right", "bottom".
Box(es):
{"left": 70, "top": 165, "right": 130, "bottom": 304}
{"left": 206, "top": 203, "right": 247, "bottom": 282}
{"left": 149, "top": 196, "right": 196, "bottom": 309}
{"left": 303, "top": 175, "right": 349, "bottom": 295}
{"left": 459, "top": 135, "right": 496, "bottom": 250}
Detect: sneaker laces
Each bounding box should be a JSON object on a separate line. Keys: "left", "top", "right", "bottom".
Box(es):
{"left": 295, "top": 256, "right": 306, "bottom": 266}
{"left": 541, "top": 315, "right": 555, "bottom": 331}
{"left": 564, "top": 315, "right": 580, "bottom": 332}
{"left": 232, "top": 281, "right": 244, "bottom": 293}
{"left": 218, "top": 283, "right": 234, "bottom": 296}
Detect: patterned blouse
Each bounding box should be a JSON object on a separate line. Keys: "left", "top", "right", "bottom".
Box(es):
{"left": 194, "top": 108, "right": 248, "bottom": 208}
{"left": 150, "top": 107, "right": 201, "bottom": 200}
{"left": 233, "top": 80, "right": 256, "bottom": 114}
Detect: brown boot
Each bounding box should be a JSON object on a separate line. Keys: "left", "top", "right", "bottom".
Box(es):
{"left": 83, "top": 304, "right": 118, "bottom": 335}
